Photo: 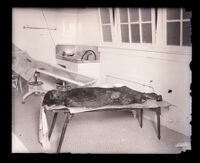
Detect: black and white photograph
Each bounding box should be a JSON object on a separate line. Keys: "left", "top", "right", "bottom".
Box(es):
{"left": 11, "top": 7, "right": 192, "bottom": 154}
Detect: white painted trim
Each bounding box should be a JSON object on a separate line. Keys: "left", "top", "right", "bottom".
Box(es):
{"left": 110, "top": 8, "right": 114, "bottom": 43}
{"left": 180, "top": 8, "right": 183, "bottom": 46}
{"left": 151, "top": 8, "right": 156, "bottom": 44}
{"left": 117, "top": 8, "right": 122, "bottom": 43}
{"left": 139, "top": 8, "right": 142, "bottom": 43}
{"left": 98, "top": 46, "right": 191, "bottom": 63}
{"left": 127, "top": 8, "right": 131, "bottom": 43}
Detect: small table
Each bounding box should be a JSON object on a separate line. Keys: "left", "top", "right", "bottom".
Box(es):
{"left": 22, "top": 66, "right": 96, "bottom": 103}
{"left": 41, "top": 100, "right": 171, "bottom": 153}
{"left": 22, "top": 72, "right": 45, "bottom": 103}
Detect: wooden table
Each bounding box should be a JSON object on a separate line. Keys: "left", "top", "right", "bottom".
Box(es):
{"left": 42, "top": 100, "right": 171, "bottom": 153}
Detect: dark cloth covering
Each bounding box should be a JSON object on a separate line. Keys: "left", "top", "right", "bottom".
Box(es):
{"left": 42, "top": 86, "right": 162, "bottom": 108}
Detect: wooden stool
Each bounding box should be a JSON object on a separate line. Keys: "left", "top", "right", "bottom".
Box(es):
{"left": 22, "top": 72, "right": 45, "bottom": 104}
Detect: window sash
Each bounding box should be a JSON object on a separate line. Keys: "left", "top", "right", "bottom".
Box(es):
{"left": 164, "top": 8, "right": 191, "bottom": 47}
{"left": 99, "top": 8, "right": 114, "bottom": 43}
{"left": 118, "top": 8, "right": 155, "bottom": 45}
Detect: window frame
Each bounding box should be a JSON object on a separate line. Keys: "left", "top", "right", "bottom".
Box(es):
{"left": 98, "top": 7, "right": 157, "bottom": 50}
{"left": 98, "top": 8, "right": 114, "bottom": 46}
{"left": 160, "top": 8, "right": 192, "bottom": 53}
{"left": 98, "top": 7, "right": 191, "bottom": 55}
{"left": 116, "top": 8, "right": 156, "bottom": 49}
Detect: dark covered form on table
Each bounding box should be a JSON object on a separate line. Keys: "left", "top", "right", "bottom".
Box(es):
{"left": 42, "top": 86, "right": 162, "bottom": 108}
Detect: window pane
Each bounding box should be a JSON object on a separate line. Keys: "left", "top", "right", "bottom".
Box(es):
{"left": 167, "top": 22, "right": 180, "bottom": 45}
{"left": 119, "top": 8, "right": 128, "bottom": 23}
{"left": 183, "top": 8, "right": 192, "bottom": 19}
{"left": 102, "top": 25, "right": 112, "bottom": 42}
{"left": 141, "top": 8, "right": 151, "bottom": 21}
{"left": 182, "top": 22, "right": 192, "bottom": 46}
{"left": 129, "top": 8, "right": 139, "bottom": 22}
{"left": 121, "top": 24, "right": 129, "bottom": 42}
{"left": 167, "top": 8, "right": 180, "bottom": 20}
{"left": 131, "top": 24, "right": 140, "bottom": 43}
{"left": 142, "top": 23, "right": 152, "bottom": 43}
{"left": 100, "top": 8, "right": 110, "bottom": 24}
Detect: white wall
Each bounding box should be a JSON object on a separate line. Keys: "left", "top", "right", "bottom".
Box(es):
{"left": 12, "top": 8, "right": 56, "bottom": 65}
{"left": 12, "top": 8, "right": 79, "bottom": 65}
{"left": 99, "top": 47, "right": 191, "bottom": 137}
{"left": 76, "top": 8, "right": 100, "bottom": 46}
{"left": 12, "top": 8, "right": 100, "bottom": 66}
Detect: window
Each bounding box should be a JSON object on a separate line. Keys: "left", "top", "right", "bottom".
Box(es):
{"left": 119, "top": 8, "right": 154, "bottom": 44}
{"left": 98, "top": 7, "right": 191, "bottom": 53}
{"left": 166, "top": 8, "right": 192, "bottom": 46}
{"left": 99, "top": 8, "right": 113, "bottom": 42}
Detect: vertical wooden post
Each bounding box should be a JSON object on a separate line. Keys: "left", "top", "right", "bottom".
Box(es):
{"left": 156, "top": 107, "right": 161, "bottom": 139}
{"left": 136, "top": 109, "right": 139, "bottom": 118}
{"left": 140, "top": 109, "right": 143, "bottom": 128}
{"left": 18, "top": 76, "right": 23, "bottom": 94}
{"left": 48, "top": 112, "right": 58, "bottom": 139}
{"left": 57, "top": 112, "right": 72, "bottom": 153}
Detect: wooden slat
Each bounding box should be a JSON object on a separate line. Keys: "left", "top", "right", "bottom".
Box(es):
{"left": 45, "top": 100, "right": 172, "bottom": 114}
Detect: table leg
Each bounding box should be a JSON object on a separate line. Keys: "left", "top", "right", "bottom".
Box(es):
{"left": 140, "top": 109, "right": 143, "bottom": 128}
{"left": 57, "top": 112, "right": 72, "bottom": 153}
{"left": 136, "top": 109, "right": 139, "bottom": 118}
{"left": 136, "top": 109, "right": 139, "bottom": 125}
{"left": 156, "top": 107, "right": 161, "bottom": 140}
{"left": 18, "top": 76, "right": 23, "bottom": 94}
{"left": 48, "top": 112, "right": 58, "bottom": 139}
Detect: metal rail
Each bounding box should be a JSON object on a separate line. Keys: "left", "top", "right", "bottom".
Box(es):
{"left": 23, "top": 26, "right": 57, "bottom": 30}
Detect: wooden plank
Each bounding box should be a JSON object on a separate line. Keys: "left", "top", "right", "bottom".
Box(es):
{"left": 36, "top": 66, "right": 96, "bottom": 86}
{"left": 155, "top": 100, "right": 172, "bottom": 108}
{"left": 45, "top": 99, "right": 172, "bottom": 114}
